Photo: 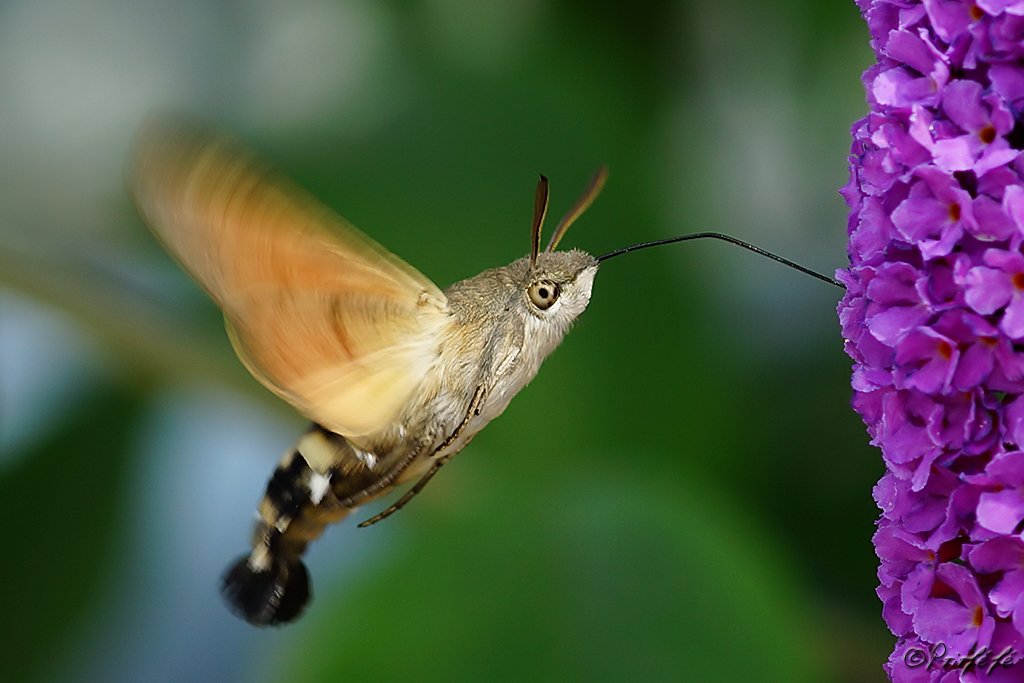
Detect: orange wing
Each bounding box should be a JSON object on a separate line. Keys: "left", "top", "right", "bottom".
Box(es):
{"left": 129, "top": 117, "right": 450, "bottom": 437}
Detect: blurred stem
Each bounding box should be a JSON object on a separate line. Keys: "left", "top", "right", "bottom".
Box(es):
{"left": 0, "top": 242, "right": 281, "bottom": 410}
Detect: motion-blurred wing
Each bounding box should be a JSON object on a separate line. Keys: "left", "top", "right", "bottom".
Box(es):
{"left": 129, "top": 117, "right": 449, "bottom": 437}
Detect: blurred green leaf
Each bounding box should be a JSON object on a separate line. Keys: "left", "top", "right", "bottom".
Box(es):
{"left": 268, "top": 459, "right": 823, "bottom": 683}
{"left": 0, "top": 385, "right": 141, "bottom": 683}
{"left": 0, "top": 1, "right": 890, "bottom": 681}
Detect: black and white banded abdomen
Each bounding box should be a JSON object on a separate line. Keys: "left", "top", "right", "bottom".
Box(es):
{"left": 220, "top": 425, "right": 391, "bottom": 626}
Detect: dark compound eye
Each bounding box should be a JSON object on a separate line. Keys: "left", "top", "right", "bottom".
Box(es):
{"left": 528, "top": 281, "right": 560, "bottom": 310}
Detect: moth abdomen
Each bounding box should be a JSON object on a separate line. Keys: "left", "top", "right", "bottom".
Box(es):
{"left": 221, "top": 549, "right": 310, "bottom": 626}
{"left": 263, "top": 448, "right": 312, "bottom": 520}
{"left": 222, "top": 445, "right": 319, "bottom": 625}
{"left": 221, "top": 425, "right": 387, "bottom": 625}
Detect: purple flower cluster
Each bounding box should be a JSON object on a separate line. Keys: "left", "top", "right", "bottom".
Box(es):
{"left": 840, "top": 1, "right": 1024, "bottom": 680}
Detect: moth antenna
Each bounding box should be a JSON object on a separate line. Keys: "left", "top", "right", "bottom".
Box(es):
{"left": 545, "top": 165, "right": 608, "bottom": 253}
{"left": 597, "top": 232, "right": 844, "bottom": 289}
{"left": 530, "top": 175, "right": 549, "bottom": 266}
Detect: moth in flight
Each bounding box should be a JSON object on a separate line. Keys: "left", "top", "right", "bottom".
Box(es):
{"left": 129, "top": 118, "right": 841, "bottom": 626}
{"left": 129, "top": 118, "right": 606, "bottom": 625}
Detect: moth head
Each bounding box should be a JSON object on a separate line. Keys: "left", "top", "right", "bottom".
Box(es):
{"left": 517, "top": 167, "right": 606, "bottom": 331}
{"left": 444, "top": 168, "right": 605, "bottom": 338}
{"left": 523, "top": 250, "right": 598, "bottom": 323}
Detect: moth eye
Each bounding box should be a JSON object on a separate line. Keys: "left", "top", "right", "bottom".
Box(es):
{"left": 528, "top": 281, "right": 560, "bottom": 310}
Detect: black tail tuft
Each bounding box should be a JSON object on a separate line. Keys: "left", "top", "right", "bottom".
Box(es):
{"left": 221, "top": 554, "right": 311, "bottom": 626}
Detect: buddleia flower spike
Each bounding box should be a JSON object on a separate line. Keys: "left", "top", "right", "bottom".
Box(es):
{"left": 839, "top": 2, "right": 1024, "bottom": 679}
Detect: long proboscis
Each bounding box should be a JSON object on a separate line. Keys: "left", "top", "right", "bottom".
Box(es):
{"left": 597, "top": 232, "right": 845, "bottom": 289}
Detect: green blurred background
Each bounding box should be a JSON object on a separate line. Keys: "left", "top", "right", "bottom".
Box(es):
{"left": 0, "top": 0, "right": 887, "bottom": 681}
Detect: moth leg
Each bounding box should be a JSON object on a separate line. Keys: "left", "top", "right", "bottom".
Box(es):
{"left": 356, "top": 455, "right": 450, "bottom": 527}
{"left": 358, "top": 386, "right": 485, "bottom": 527}
{"left": 329, "top": 438, "right": 431, "bottom": 509}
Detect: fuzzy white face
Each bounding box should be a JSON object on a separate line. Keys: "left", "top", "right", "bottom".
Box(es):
{"left": 523, "top": 261, "right": 597, "bottom": 349}
{"left": 426, "top": 249, "right": 599, "bottom": 445}
{"left": 482, "top": 258, "right": 598, "bottom": 415}
{"left": 556, "top": 262, "right": 597, "bottom": 318}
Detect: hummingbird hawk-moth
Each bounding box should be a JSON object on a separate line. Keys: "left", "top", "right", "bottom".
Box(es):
{"left": 129, "top": 117, "right": 841, "bottom": 626}
{"left": 129, "top": 118, "right": 607, "bottom": 625}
